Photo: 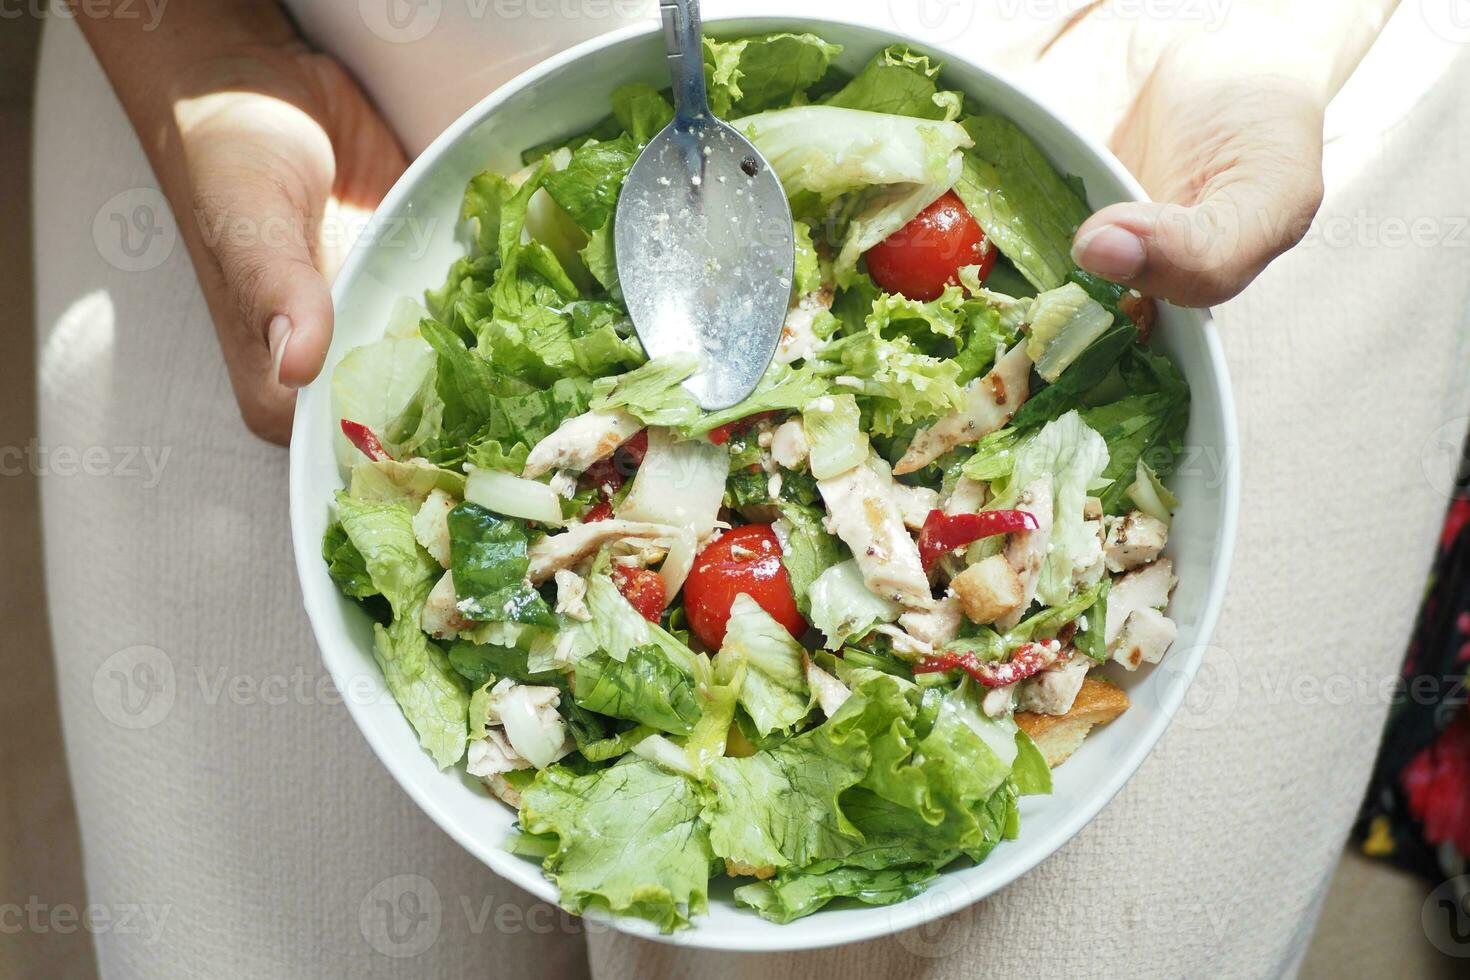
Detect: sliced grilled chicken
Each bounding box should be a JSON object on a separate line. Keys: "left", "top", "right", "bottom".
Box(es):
{"left": 943, "top": 476, "right": 988, "bottom": 516}
{"left": 996, "top": 478, "right": 1054, "bottom": 631}
{"left": 1104, "top": 559, "right": 1177, "bottom": 647}
{"left": 894, "top": 343, "right": 1032, "bottom": 475}
{"left": 526, "top": 519, "right": 679, "bottom": 584}
{"left": 817, "top": 456, "right": 933, "bottom": 608}
{"left": 890, "top": 482, "right": 940, "bottom": 531}
{"left": 898, "top": 596, "right": 964, "bottom": 648}
{"left": 523, "top": 408, "right": 642, "bottom": 478}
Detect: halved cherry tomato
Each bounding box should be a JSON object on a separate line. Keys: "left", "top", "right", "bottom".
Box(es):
{"left": 612, "top": 565, "right": 666, "bottom": 622}
{"left": 683, "top": 524, "right": 806, "bottom": 649}
{"left": 916, "top": 508, "right": 1040, "bottom": 570}
{"left": 707, "top": 411, "right": 780, "bottom": 446}
{"left": 341, "top": 419, "right": 391, "bottom": 461}
{"left": 865, "top": 191, "right": 992, "bottom": 301}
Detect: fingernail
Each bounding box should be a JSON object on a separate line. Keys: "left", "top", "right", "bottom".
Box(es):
{"left": 1072, "top": 224, "right": 1146, "bottom": 281}
{"left": 268, "top": 314, "right": 297, "bottom": 388}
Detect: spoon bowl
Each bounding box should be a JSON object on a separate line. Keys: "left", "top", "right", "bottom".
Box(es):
{"left": 614, "top": 0, "right": 795, "bottom": 409}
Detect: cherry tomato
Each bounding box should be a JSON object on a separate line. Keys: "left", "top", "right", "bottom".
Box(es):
{"left": 683, "top": 524, "right": 806, "bottom": 649}
{"left": 865, "top": 191, "right": 993, "bottom": 301}
{"left": 612, "top": 565, "right": 665, "bottom": 622}
{"left": 707, "top": 411, "right": 780, "bottom": 446}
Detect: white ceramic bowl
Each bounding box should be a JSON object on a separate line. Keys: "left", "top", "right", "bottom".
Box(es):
{"left": 290, "top": 14, "right": 1239, "bottom": 952}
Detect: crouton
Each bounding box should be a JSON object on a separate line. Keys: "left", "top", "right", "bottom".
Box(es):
{"left": 1016, "top": 678, "right": 1130, "bottom": 767}
{"left": 951, "top": 554, "right": 1025, "bottom": 624}
{"left": 725, "top": 859, "right": 777, "bottom": 880}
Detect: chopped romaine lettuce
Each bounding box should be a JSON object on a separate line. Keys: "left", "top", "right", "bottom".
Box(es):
{"left": 719, "top": 594, "right": 812, "bottom": 736}
{"left": 518, "top": 759, "right": 712, "bottom": 932}
{"left": 807, "top": 559, "right": 902, "bottom": 649}
{"left": 446, "top": 503, "right": 556, "bottom": 627}
{"left": 802, "top": 393, "right": 869, "bottom": 480}
{"left": 735, "top": 106, "right": 971, "bottom": 199}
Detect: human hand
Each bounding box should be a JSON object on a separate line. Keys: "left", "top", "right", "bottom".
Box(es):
{"left": 79, "top": 7, "right": 407, "bottom": 444}
{"left": 989, "top": 2, "right": 1394, "bottom": 308}
{"left": 171, "top": 50, "right": 407, "bottom": 443}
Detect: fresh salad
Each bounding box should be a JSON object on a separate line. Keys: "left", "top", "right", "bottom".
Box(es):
{"left": 323, "top": 34, "right": 1189, "bottom": 931}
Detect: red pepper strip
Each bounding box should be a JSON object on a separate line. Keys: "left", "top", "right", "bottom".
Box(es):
{"left": 584, "top": 500, "right": 614, "bottom": 523}
{"left": 707, "top": 411, "right": 779, "bottom": 446}
{"left": 340, "top": 419, "right": 391, "bottom": 461}
{"left": 917, "top": 508, "right": 1039, "bottom": 570}
{"left": 913, "top": 641, "right": 1060, "bottom": 687}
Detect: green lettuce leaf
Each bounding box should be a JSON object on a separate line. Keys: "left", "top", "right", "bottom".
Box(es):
{"left": 446, "top": 503, "right": 556, "bottom": 627}
{"left": 701, "top": 688, "right": 876, "bottom": 871}
{"left": 347, "top": 459, "right": 465, "bottom": 505}
{"left": 703, "top": 33, "right": 843, "bottom": 117}
{"left": 611, "top": 82, "right": 674, "bottom": 143}
{"left": 331, "top": 331, "right": 435, "bottom": 468}
{"left": 801, "top": 392, "right": 869, "bottom": 480}
{"left": 807, "top": 559, "right": 902, "bottom": 649}
{"left": 573, "top": 645, "right": 703, "bottom": 737}
{"left": 1026, "top": 282, "right": 1116, "bottom": 382}
{"left": 518, "top": 758, "right": 713, "bottom": 932}
{"left": 372, "top": 615, "right": 469, "bottom": 769}
{"left": 773, "top": 500, "right": 844, "bottom": 618}
{"left": 823, "top": 44, "right": 961, "bottom": 120}
{"left": 1080, "top": 347, "right": 1190, "bottom": 514}
{"left": 321, "top": 522, "right": 375, "bottom": 600}
{"left": 734, "top": 864, "right": 937, "bottom": 924}
{"left": 542, "top": 136, "right": 641, "bottom": 234}
{"left": 718, "top": 594, "right": 812, "bottom": 736}
{"left": 952, "top": 114, "right": 1092, "bottom": 290}
{"left": 735, "top": 106, "right": 971, "bottom": 200}
{"left": 334, "top": 492, "right": 439, "bottom": 616}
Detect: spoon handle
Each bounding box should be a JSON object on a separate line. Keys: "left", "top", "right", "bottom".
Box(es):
{"left": 659, "top": 0, "right": 710, "bottom": 126}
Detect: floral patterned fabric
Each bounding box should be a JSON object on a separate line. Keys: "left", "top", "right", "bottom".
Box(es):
{"left": 1356, "top": 471, "right": 1470, "bottom": 881}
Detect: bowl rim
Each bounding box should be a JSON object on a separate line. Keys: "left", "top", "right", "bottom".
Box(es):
{"left": 291, "top": 11, "right": 1239, "bottom": 952}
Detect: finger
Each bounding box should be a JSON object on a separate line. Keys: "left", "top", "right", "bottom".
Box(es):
{"left": 1070, "top": 167, "right": 1322, "bottom": 309}
{"left": 196, "top": 167, "right": 334, "bottom": 444}
{"left": 1072, "top": 59, "right": 1326, "bottom": 308}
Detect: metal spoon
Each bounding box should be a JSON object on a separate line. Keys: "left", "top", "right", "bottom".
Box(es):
{"left": 614, "top": 0, "right": 795, "bottom": 410}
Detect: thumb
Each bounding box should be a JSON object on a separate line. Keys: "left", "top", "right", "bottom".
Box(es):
{"left": 1071, "top": 121, "right": 1324, "bottom": 309}
{"left": 201, "top": 172, "right": 335, "bottom": 440}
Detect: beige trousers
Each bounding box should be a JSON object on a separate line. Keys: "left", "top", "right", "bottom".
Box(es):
{"left": 33, "top": 7, "right": 1470, "bottom": 978}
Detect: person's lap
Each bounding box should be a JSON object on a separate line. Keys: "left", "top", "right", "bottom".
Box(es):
{"left": 34, "top": 11, "right": 1470, "bottom": 979}
{"left": 31, "top": 18, "right": 592, "bottom": 980}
